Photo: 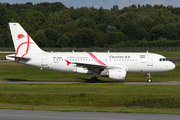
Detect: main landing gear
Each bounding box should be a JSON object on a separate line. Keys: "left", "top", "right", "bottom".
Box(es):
{"left": 147, "top": 73, "right": 152, "bottom": 83}
{"left": 90, "top": 73, "right": 98, "bottom": 83}
{"left": 90, "top": 76, "right": 97, "bottom": 83}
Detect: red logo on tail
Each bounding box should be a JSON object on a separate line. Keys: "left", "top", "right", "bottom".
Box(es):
{"left": 17, "top": 34, "right": 25, "bottom": 40}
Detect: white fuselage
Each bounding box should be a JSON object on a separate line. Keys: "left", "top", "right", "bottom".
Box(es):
{"left": 9, "top": 52, "right": 175, "bottom": 74}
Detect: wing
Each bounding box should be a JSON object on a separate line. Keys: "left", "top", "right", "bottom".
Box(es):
{"left": 65, "top": 60, "right": 129, "bottom": 73}
{"left": 72, "top": 63, "right": 129, "bottom": 73}
{"left": 71, "top": 62, "right": 107, "bottom": 73}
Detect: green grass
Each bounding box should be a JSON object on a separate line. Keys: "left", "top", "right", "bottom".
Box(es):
{"left": 0, "top": 53, "right": 7, "bottom": 58}
{"left": 0, "top": 53, "right": 14, "bottom": 58}
{"left": 0, "top": 103, "right": 180, "bottom": 114}
{"left": 0, "top": 62, "right": 94, "bottom": 81}
{"left": 155, "top": 52, "right": 180, "bottom": 59}
{"left": 0, "top": 84, "right": 179, "bottom": 114}
{"left": 0, "top": 62, "right": 179, "bottom": 81}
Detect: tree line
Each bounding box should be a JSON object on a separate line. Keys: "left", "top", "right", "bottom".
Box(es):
{"left": 1, "top": 2, "right": 180, "bottom": 48}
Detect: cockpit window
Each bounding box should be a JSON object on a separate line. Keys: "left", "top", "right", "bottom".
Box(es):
{"left": 159, "top": 58, "right": 168, "bottom": 61}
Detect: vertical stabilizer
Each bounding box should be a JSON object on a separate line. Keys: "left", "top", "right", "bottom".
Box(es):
{"left": 9, "top": 22, "right": 44, "bottom": 56}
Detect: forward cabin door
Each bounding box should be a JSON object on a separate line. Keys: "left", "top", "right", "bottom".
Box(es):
{"left": 147, "top": 55, "right": 153, "bottom": 66}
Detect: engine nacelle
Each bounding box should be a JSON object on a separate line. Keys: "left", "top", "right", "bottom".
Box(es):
{"left": 73, "top": 68, "right": 93, "bottom": 74}
{"left": 101, "top": 69, "right": 127, "bottom": 80}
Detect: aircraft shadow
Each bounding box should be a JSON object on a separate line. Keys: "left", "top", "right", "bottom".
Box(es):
{"left": 6, "top": 78, "right": 28, "bottom": 81}
{"left": 3, "top": 78, "right": 167, "bottom": 84}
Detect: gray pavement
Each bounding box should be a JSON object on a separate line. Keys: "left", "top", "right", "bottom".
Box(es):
{"left": 0, "top": 109, "right": 180, "bottom": 120}
{"left": 1, "top": 80, "right": 180, "bottom": 85}
{"left": 0, "top": 58, "right": 11, "bottom": 62}
{"left": 169, "top": 59, "right": 180, "bottom": 63}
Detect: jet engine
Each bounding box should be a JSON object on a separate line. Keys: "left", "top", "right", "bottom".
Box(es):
{"left": 100, "top": 69, "right": 127, "bottom": 80}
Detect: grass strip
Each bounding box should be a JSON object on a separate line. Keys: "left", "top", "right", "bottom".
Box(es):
{"left": 0, "top": 84, "right": 180, "bottom": 114}
{"left": 0, "top": 103, "right": 180, "bottom": 114}
{"left": 0, "top": 94, "right": 179, "bottom": 108}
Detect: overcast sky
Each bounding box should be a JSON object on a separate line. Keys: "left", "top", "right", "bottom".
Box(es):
{"left": 1, "top": 0, "right": 180, "bottom": 9}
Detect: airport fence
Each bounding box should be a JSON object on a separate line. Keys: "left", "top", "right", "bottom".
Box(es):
{"left": 1, "top": 46, "right": 180, "bottom": 52}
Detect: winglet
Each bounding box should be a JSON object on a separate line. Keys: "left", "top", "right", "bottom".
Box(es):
{"left": 65, "top": 60, "right": 71, "bottom": 66}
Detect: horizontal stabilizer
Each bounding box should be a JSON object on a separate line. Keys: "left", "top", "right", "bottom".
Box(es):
{"left": 7, "top": 55, "right": 31, "bottom": 62}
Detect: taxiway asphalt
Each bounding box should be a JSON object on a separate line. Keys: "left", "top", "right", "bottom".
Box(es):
{"left": 1, "top": 80, "right": 180, "bottom": 85}
{"left": 0, "top": 109, "right": 180, "bottom": 120}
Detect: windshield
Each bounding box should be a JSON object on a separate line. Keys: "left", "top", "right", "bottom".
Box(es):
{"left": 159, "top": 58, "right": 168, "bottom": 61}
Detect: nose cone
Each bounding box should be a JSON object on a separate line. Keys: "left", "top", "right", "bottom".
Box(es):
{"left": 169, "top": 62, "right": 176, "bottom": 71}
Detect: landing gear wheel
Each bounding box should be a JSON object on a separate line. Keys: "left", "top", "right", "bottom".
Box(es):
{"left": 147, "top": 79, "right": 152, "bottom": 83}
{"left": 147, "top": 73, "right": 152, "bottom": 83}
{"left": 90, "top": 76, "right": 97, "bottom": 83}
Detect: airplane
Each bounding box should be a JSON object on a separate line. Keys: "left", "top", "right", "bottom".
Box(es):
{"left": 6, "top": 22, "right": 175, "bottom": 83}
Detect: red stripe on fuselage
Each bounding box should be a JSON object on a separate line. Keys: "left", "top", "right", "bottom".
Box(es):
{"left": 88, "top": 52, "right": 106, "bottom": 66}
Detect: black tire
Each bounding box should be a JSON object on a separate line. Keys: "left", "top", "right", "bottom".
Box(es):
{"left": 94, "top": 76, "right": 97, "bottom": 82}
{"left": 90, "top": 77, "right": 95, "bottom": 83}
{"left": 90, "top": 77, "right": 97, "bottom": 83}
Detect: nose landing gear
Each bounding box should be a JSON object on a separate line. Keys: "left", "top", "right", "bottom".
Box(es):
{"left": 147, "top": 73, "right": 152, "bottom": 83}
